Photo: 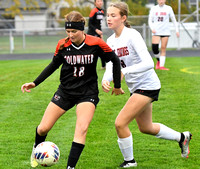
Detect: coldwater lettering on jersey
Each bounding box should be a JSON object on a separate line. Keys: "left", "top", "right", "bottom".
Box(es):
{"left": 64, "top": 54, "right": 94, "bottom": 65}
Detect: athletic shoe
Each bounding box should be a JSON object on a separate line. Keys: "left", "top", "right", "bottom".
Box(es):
{"left": 155, "top": 61, "right": 160, "bottom": 69}
{"left": 30, "top": 144, "right": 38, "bottom": 168}
{"left": 159, "top": 66, "right": 169, "bottom": 70}
{"left": 179, "top": 131, "right": 192, "bottom": 158}
{"left": 119, "top": 159, "right": 137, "bottom": 168}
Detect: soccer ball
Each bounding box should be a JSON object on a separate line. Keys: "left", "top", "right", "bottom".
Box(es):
{"left": 34, "top": 141, "right": 60, "bottom": 167}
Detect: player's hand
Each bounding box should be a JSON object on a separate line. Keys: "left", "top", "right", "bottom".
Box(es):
{"left": 152, "top": 29, "right": 156, "bottom": 34}
{"left": 111, "top": 88, "right": 125, "bottom": 95}
{"left": 96, "top": 29, "right": 103, "bottom": 36}
{"left": 102, "top": 80, "right": 111, "bottom": 93}
{"left": 176, "top": 32, "right": 180, "bottom": 38}
{"left": 21, "top": 82, "right": 36, "bottom": 93}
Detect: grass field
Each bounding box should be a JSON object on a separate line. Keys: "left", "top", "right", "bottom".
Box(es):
{"left": 0, "top": 35, "right": 64, "bottom": 54}
{"left": 0, "top": 57, "right": 200, "bottom": 169}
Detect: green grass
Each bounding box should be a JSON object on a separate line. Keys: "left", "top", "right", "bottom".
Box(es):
{"left": 0, "top": 57, "right": 200, "bottom": 169}
{"left": 0, "top": 35, "right": 64, "bottom": 54}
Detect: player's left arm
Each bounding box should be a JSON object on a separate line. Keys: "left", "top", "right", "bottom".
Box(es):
{"left": 88, "top": 9, "right": 98, "bottom": 32}
{"left": 169, "top": 7, "right": 179, "bottom": 37}
{"left": 148, "top": 7, "right": 155, "bottom": 32}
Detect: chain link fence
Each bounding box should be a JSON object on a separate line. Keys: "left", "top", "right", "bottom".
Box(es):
{"left": 0, "top": 15, "right": 199, "bottom": 54}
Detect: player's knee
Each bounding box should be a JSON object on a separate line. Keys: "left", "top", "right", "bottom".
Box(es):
{"left": 77, "top": 123, "right": 90, "bottom": 136}
{"left": 37, "top": 125, "right": 49, "bottom": 135}
{"left": 152, "top": 44, "right": 159, "bottom": 54}
{"left": 115, "top": 119, "right": 124, "bottom": 131}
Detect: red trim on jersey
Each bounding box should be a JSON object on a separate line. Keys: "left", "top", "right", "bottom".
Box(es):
{"left": 89, "top": 8, "right": 99, "bottom": 17}
{"left": 85, "top": 35, "right": 112, "bottom": 53}
{"left": 89, "top": 8, "right": 104, "bottom": 17}
{"left": 54, "top": 35, "right": 112, "bottom": 55}
{"left": 54, "top": 38, "right": 71, "bottom": 56}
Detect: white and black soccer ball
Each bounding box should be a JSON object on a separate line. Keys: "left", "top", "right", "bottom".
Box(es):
{"left": 34, "top": 141, "right": 60, "bottom": 167}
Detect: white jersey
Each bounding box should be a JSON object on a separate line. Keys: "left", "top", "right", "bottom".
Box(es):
{"left": 102, "top": 27, "right": 161, "bottom": 93}
{"left": 148, "top": 4, "right": 178, "bottom": 36}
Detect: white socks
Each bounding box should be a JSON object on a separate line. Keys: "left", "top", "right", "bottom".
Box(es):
{"left": 155, "top": 123, "right": 181, "bottom": 142}
{"left": 118, "top": 134, "right": 134, "bottom": 161}
{"left": 160, "top": 56, "right": 166, "bottom": 67}
{"left": 117, "top": 124, "right": 181, "bottom": 161}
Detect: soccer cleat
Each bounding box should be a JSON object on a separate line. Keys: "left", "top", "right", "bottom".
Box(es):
{"left": 179, "top": 131, "right": 192, "bottom": 158}
{"left": 30, "top": 144, "right": 38, "bottom": 168}
{"left": 155, "top": 61, "right": 160, "bottom": 69}
{"left": 119, "top": 159, "right": 137, "bottom": 168}
{"left": 159, "top": 66, "right": 169, "bottom": 70}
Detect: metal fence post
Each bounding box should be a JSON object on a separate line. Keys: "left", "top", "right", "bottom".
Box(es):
{"left": 23, "top": 30, "right": 26, "bottom": 49}
{"left": 142, "top": 23, "right": 147, "bottom": 44}
{"left": 9, "top": 29, "right": 14, "bottom": 53}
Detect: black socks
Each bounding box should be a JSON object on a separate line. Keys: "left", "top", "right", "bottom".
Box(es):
{"left": 67, "top": 142, "right": 85, "bottom": 169}
{"left": 34, "top": 127, "right": 47, "bottom": 148}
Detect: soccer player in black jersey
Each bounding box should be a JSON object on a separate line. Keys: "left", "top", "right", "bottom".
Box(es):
{"left": 21, "top": 11, "right": 124, "bottom": 169}
{"left": 87, "top": 0, "right": 106, "bottom": 69}
{"left": 87, "top": 0, "right": 104, "bottom": 38}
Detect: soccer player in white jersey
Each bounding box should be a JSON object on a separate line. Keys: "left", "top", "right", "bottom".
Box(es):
{"left": 148, "top": 0, "right": 179, "bottom": 70}
{"left": 102, "top": 2, "right": 191, "bottom": 168}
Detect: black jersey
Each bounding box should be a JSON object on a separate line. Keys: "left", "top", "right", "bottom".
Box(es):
{"left": 87, "top": 7, "right": 104, "bottom": 37}
{"left": 33, "top": 35, "right": 121, "bottom": 96}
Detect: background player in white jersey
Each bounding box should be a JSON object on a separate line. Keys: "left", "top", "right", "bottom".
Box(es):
{"left": 102, "top": 2, "right": 191, "bottom": 168}
{"left": 148, "top": 0, "right": 179, "bottom": 70}
{"left": 21, "top": 11, "right": 124, "bottom": 169}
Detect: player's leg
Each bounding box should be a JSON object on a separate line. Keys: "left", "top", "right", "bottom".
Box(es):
{"left": 159, "top": 36, "right": 169, "bottom": 70}
{"left": 152, "top": 35, "right": 161, "bottom": 69}
{"left": 67, "top": 102, "right": 95, "bottom": 169}
{"left": 115, "top": 93, "right": 153, "bottom": 168}
{"left": 37, "top": 102, "right": 66, "bottom": 140}
{"left": 136, "top": 103, "right": 181, "bottom": 139}
{"left": 31, "top": 102, "right": 66, "bottom": 168}
{"left": 136, "top": 103, "right": 192, "bottom": 158}
{"left": 136, "top": 103, "right": 159, "bottom": 135}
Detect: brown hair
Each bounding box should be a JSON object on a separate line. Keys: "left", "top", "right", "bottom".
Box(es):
{"left": 65, "top": 11, "right": 86, "bottom": 23}
{"left": 59, "top": 11, "right": 86, "bottom": 50}
{"left": 109, "top": 2, "right": 131, "bottom": 28}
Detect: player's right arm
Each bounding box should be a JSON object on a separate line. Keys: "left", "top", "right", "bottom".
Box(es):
{"left": 21, "top": 60, "right": 61, "bottom": 93}
{"left": 21, "top": 41, "right": 64, "bottom": 93}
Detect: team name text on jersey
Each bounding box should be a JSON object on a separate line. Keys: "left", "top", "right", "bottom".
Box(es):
{"left": 64, "top": 54, "right": 94, "bottom": 65}
{"left": 114, "top": 47, "right": 129, "bottom": 57}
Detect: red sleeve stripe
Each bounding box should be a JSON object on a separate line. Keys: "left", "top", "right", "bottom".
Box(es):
{"left": 89, "top": 8, "right": 98, "bottom": 17}
{"left": 100, "top": 43, "right": 112, "bottom": 52}
{"left": 54, "top": 38, "right": 71, "bottom": 56}
{"left": 85, "top": 35, "right": 112, "bottom": 52}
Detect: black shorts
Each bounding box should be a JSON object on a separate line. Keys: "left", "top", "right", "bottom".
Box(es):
{"left": 51, "top": 88, "right": 99, "bottom": 111}
{"left": 131, "top": 89, "right": 160, "bottom": 102}
{"left": 154, "top": 35, "right": 170, "bottom": 38}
